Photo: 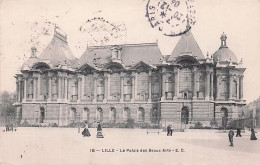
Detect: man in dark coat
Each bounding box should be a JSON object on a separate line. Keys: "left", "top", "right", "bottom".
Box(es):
{"left": 167, "top": 124, "right": 171, "bottom": 136}
{"left": 250, "top": 128, "right": 257, "bottom": 140}
{"left": 236, "top": 128, "right": 242, "bottom": 137}
{"left": 228, "top": 128, "right": 234, "bottom": 146}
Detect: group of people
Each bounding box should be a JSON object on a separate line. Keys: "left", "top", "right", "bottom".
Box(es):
{"left": 4, "top": 124, "right": 15, "bottom": 132}
{"left": 81, "top": 122, "right": 104, "bottom": 138}
{"left": 228, "top": 127, "right": 257, "bottom": 146}
{"left": 167, "top": 124, "right": 173, "bottom": 136}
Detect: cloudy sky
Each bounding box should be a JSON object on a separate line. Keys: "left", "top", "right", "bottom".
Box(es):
{"left": 0, "top": 0, "right": 259, "bottom": 103}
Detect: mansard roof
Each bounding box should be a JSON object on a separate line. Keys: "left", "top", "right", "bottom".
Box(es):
{"left": 37, "top": 28, "right": 78, "bottom": 69}
{"left": 78, "top": 43, "right": 162, "bottom": 67}
{"left": 168, "top": 31, "right": 205, "bottom": 62}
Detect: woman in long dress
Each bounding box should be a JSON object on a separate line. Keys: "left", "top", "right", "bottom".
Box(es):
{"left": 250, "top": 128, "right": 257, "bottom": 140}
{"left": 82, "top": 124, "right": 91, "bottom": 137}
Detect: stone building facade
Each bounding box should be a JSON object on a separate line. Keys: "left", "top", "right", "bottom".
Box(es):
{"left": 15, "top": 27, "right": 246, "bottom": 128}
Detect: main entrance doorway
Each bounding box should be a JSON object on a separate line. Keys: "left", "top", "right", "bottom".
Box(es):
{"left": 181, "top": 106, "right": 189, "bottom": 124}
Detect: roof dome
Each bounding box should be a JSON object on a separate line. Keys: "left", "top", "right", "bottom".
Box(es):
{"left": 213, "top": 33, "right": 238, "bottom": 65}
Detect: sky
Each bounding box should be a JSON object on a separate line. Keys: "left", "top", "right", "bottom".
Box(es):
{"left": 0, "top": 0, "right": 259, "bottom": 103}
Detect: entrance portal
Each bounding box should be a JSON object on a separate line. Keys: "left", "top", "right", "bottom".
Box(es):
{"left": 181, "top": 107, "right": 189, "bottom": 124}
{"left": 221, "top": 108, "right": 228, "bottom": 129}
{"left": 40, "top": 107, "right": 45, "bottom": 123}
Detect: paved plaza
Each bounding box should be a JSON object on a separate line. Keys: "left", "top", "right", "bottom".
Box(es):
{"left": 0, "top": 127, "right": 259, "bottom": 165}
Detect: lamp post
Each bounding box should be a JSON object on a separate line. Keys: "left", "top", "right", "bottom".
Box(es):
{"left": 77, "top": 113, "right": 81, "bottom": 133}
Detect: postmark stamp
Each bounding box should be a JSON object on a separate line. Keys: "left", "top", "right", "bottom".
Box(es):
{"left": 78, "top": 17, "right": 127, "bottom": 47}
{"left": 146, "top": 0, "right": 196, "bottom": 37}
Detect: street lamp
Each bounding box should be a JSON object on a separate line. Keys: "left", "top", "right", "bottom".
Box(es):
{"left": 77, "top": 113, "right": 81, "bottom": 133}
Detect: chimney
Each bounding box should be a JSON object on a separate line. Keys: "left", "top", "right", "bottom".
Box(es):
{"left": 31, "top": 46, "right": 37, "bottom": 58}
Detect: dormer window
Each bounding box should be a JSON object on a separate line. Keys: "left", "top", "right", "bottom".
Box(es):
{"left": 111, "top": 46, "right": 122, "bottom": 63}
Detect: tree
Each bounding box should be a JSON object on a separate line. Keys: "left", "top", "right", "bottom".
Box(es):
{"left": 0, "top": 91, "right": 17, "bottom": 125}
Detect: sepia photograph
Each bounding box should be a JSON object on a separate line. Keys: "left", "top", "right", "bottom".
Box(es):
{"left": 0, "top": 0, "right": 260, "bottom": 164}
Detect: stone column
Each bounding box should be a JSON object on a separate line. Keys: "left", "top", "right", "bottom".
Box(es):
{"left": 37, "top": 75, "right": 41, "bottom": 100}
{"left": 134, "top": 73, "right": 138, "bottom": 100}
{"left": 58, "top": 76, "right": 62, "bottom": 101}
{"left": 77, "top": 77, "right": 81, "bottom": 103}
{"left": 239, "top": 75, "right": 244, "bottom": 100}
{"left": 236, "top": 77, "right": 240, "bottom": 100}
{"left": 131, "top": 75, "right": 135, "bottom": 102}
{"left": 229, "top": 74, "right": 233, "bottom": 100}
{"left": 161, "top": 73, "right": 166, "bottom": 100}
{"left": 48, "top": 75, "right": 52, "bottom": 102}
{"left": 64, "top": 77, "right": 68, "bottom": 101}
{"left": 104, "top": 75, "right": 108, "bottom": 102}
{"left": 205, "top": 71, "right": 210, "bottom": 100}
{"left": 81, "top": 75, "right": 85, "bottom": 101}
{"left": 23, "top": 77, "right": 27, "bottom": 102}
{"left": 216, "top": 74, "right": 221, "bottom": 100}
{"left": 192, "top": 69, "right": 198, "bottom": 99}
{"left": 67, "top": 78, "right": 71, "bottom": 102}
{"left": 107, "top": 74, "right": 111, "bottom": 100}
{"left": 120, "top": 75, "right": 124, "bottom": 102}
{"left": 33, "top": 76, "right": 37, "bottom": 101}
{"left": 93, "top": 75, "right": 97, "bottom": 102}
{"left": 174, "top": 68, "right": 179, "bottom": 99}
{"left": 148, "top": 71, "right": 152, "bottom": 102}
{"left": 210, "top": 73, "right": 214, "bottom": 100}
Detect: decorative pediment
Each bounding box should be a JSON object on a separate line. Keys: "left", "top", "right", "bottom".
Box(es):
{"left": 77, "top": 63, "right": 96, "bottom": 74}
{"left": 130, "top": 61, "right": 151, "bottom": 73}
{"left": 103, "top": 62, "right": 124, "bottom": 73}
{"left": 32, "top": 62, "right": 51, "bottom": 71}
{"left": 173, "top": 55, "right": 199, "bottom": 67}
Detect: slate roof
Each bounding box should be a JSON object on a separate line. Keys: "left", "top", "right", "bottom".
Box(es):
{"left": 21, "top": 56, "right": 38, "bottom": 70}
{"left": 37, "top": 29, "right": 78, "bottom": 68}
{"left": 78, "top": 43, "right": 162, "bottom": 67}
{"left": 168, "top": 31, "right": 205, "bottom": 61}
{"left": 213, "top": 47, "right": 238, "bottom": 64}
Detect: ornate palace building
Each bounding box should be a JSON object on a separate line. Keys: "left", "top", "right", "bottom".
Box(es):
{"left": 15, "top": 27, "right": 246, "bottom": 128}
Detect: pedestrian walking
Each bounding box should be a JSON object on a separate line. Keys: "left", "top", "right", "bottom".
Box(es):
{"left": 228, "top": 128, "right": 234, "bottom": 146}
{"left": 236, "top": 128, "right": 242, "bottom": 137}
{"left": 250, "top": 128, "right": 257, "bottom": 140}
{"left": 96, "top": 122, "right": 104, "bottom": 138}
{"left": 82, "top": 124, "right": 91, "bottom": 137}
{"left": 167, "top": 124, "right": 171, "bottom": 136}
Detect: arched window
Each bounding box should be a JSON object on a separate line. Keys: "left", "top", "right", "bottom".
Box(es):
{"left": 83, "top": 108, "right": 90, "bottom": 123}
{"left": 96, "top": 108, "right": 103, "bottom": 122}
{"left": 124, "top": 76, "right": 132, "bottom": 100}
{"left": 152, "top": 75, "right": 159, "bottom": 100}
{"left": 220, "top": 108, "right": 228, "bottom": 129}
{"left": 165, "top": 76, "right": 174, "bottom": 99}
{"left": 110, "top": 107, "right": 117, "bottom": 123}
{"left": 232, "top": 80, "right": 237, "bottom": 98}
{"left": 28, "top": 79, "right": 34, "bottom": 99}
{"left": 179, "top": 68, "right": 192, "bottom": 92}
{"left": 40, "top": 74, "right": 48, "bottom": 99}
{"left": 150, "top": 108, "right": 158, "bottom": 123}
{"left": 52, "top": 77, "right": 58, "bottom": 99}
{"left": 71, "top": 108, "right": 77, "bottom": 121}
{"left": 137, "top": 107, "right": 145, "bottom": 122}
{"left": 220, "top": 77, "right": 228, "bottom": 100}
{"left": 124, "top": 107, "right": 131, "bottom": 120}
{"left": 199, "top": 74, "right": 205, "bottom": 92}
{"left": 97, "top": 77, "right": 104, "bottom": 101}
